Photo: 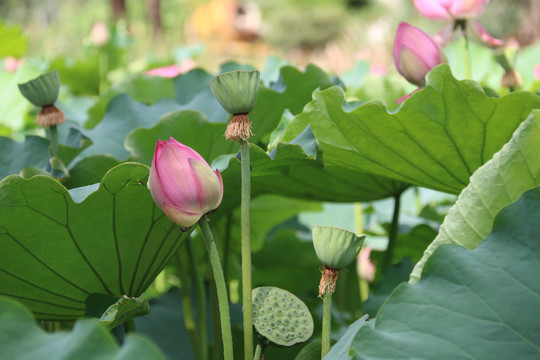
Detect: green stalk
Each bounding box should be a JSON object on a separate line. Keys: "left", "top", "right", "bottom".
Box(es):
{"left": 456, "top": 20, "right": 472, "bottom": 79}
{"left": 240, "top": 140, "right": 253, "bottom": 360}
{"left": 210, "top": 279, "right": 222, "bottom": 360}
{"left": 49, "top": 125, "right": 59, "bottom": 158}
{"left": 321, "top": 289, "right": 333, "bottom": 358}
{"left": 174, "top": 250, "right": 200, "bottom": 359}
{"left": 382, "top": 193, "right": 401, "bottom": 271}
{"left": 124, "top": 319, "right": 136, "bottom": 333}
{"left": 198, "top": 218, "right": 234, "bottom": 360}
{"left": 186, "top": 236, "right": 208, "bottom": 360}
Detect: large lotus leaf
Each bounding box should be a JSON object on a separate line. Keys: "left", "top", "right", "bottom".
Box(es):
{"left": 74, "top": 94, "right": 183, "bottom": 163}
{"left": 219, "top": 130, "right": 408, "bottom": 217}
{"left": 49, "top": 56, "right": 101, "bottom": 95}
{"left": 125, "top": 110, "right": 236, "bottom": 165}
{"left": 251, "top": 64, "right": 335, "bottom": 143}
{"left": 86, "top": 75, "right": 176, "bottom": 128}
{"left": 61, "top": 155, "right": 121, "bottom": 189}
{"left": 0, "top": 297, "right": 166, "bottom": 360}
{"left": 0, "top": 163, "right": 188, "bottom": 320}
{"left": 410, "top": 109, "right": 540, "bottom": 282}
{"left": 326, "top": 186, "right": 540, "bottom": 360}
{"left": 283, "top": 64, "right": 540, "bottom": 194}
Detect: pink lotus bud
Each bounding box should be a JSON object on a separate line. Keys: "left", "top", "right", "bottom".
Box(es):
{"left": 356, "top": 247, "right": 376, "bottom": 282}
{"left": 393, "top": 22, "right": 446, "bottom": 87}
{"left": 413, "top": 0, "right": 489, "bottom": 21}
{"left": 148, "top": 137, "right": 223, "bottom": 228}
{"left": 535, "top": 64, "right": 540, "bottom": 80}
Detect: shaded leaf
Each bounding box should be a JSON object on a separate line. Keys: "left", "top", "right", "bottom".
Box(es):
{"left": 125, "top": 110, "right": 235, "bottom": 165}
{"left": 329, "top": 186, "right": 540, "bottom": 359}
{"left": 411, "top": 109, "right": 540, "bottom": 282}
{"left": 0, "top": 163, "right": 188, "bottom": 320}
{"left": 0, "top": 136, "right": 49, "bottom": 178}
{"left": 0, "top": 296, "right": 165, "bottom": 359}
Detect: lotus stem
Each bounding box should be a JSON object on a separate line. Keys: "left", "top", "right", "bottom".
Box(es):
{"left": 174, "top": 250, "right": 200, "bottom": 359}
{"left": 198, "top": 218, "right": 233, "bottom": 360}
{"left": 240, "top": 140, "right": 253, "bottom": 359}
{"left": 186, "top": 236, "right": 208, "bottom": 360}
{"left": 321, "top": 287, "right": 333, "bottom": 358}
{"left": 124, "top": 319, "right": 136, "bottom": 333}
{"left": 382, "top": 193, "right": 402, "bottom": 271}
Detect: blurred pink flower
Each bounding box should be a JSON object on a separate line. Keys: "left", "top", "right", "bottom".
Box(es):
{"left": 91, "top": 21, "right": 110, "bottom": 46}
{"left": 356, "top": 246, "right": 376, "bottom": 282}
{"left": 472, "top": 22, "right": 504, "bottom": 47}
{"left": 393, "top": 22, "right": 446, "bottom": 87}
{"left": 413, "top": 0, "right": 490, "bottom": 21}
{"left": 148, "top": 137, "right": 223, "bottom": 227}
{"left": 145, "top": 60, "right": 195, "bottom": 78}
{"left": 534, "top": 64, "right": 540, "bottom": 80}
{"left": 370, "top": 63, "right": 388, "bottom": 76}
{"left": 3, "top": 56, "right": 20, "bottom": 72}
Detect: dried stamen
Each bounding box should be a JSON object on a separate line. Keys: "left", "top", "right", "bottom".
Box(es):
{"left": 225, "top": 113, "right": 253, "bottom": 141}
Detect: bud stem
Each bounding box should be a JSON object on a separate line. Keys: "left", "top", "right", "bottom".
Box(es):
{"left": 240, "top": 140, "right": 254, "bottom": 359}
{"left": 198, "top": 218, "right": 234, "bottom": 360}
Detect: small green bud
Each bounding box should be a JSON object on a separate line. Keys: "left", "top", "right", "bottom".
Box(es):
{"left": 18, "top": 70, "right": 61, "bottom": 107}
{"left": 209, "top": 70, "right": 260, "bottom": 115}
{"left": 252, "top": 286, "right": 313, "bottom": 347}
{"left": 312, "top": 225, "right": 366, "bottom": 269}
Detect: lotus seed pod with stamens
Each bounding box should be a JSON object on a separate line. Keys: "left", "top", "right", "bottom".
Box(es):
{"left": 18, "top": 70, "right": 65, "bottom": 127}
{"left": 210, "top": 70, "right": 260, "bottom": 141}
{"left": 252, "top": 286, "right": 313, "bottom": 347}
{"left": 18, "top": 71, "right": 61, "bottom": 107}
{"left": 312, "top": 225, "right": 366, "bottom": 270}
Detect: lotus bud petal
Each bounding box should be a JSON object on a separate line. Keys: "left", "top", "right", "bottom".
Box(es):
{"left": 18, "top": 70, "right": 61, "bottom": 107}
{"left": 393, "top": 22, "right": 446, "bottom": 87}
{"left": 413, "top": 0, "right": 489, "bottom": 21}
{"left": 210, "top": 70, "right": 260, "bottom": 115}
{"left": 148, "top": 137, "right": 223, "bottom": 228}
{"left": 312, "top": 225, "right": 366, "bottom": 270}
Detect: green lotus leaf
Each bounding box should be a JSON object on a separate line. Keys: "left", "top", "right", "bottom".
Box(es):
{"left": 18, "top": 70, "right": 60, "bottom": 107}
{"left": 0, "top": 296, "right": 166, "bottom": 359}
{"left": 326, "top": 186, "right": 540, "bottom": 359}
{"left": 0, "top": 162, "right": 189, "bottom": 320}
{"left": 312, "top": 225, "right": 366, "bottom": 269}
{"left": 210, "top": 70, "right": 260, "bottom": 115}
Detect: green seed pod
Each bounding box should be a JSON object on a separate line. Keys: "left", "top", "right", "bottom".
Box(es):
{"left": 209, "top": 70, "right": 260, "bottom": 115}
{"left": 18, "top": 70, "right": 61, "bottom": 107}
{"left": 312, "top": 225, "right": 366, "bottom": 269}
{"left": 252, "top": 286, "right": 313, "bottom": 347}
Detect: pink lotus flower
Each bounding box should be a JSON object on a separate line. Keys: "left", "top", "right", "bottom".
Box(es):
{"left": 148, "top": 137, "right": 223, "bottom": 227}
{"left": 472, "top": 22, "right": 504, "bottom": 47}
{"left": 413, "top": 0, "right": 489, "bottom": 21}
{"left": 90, "top": 21, "right": 110, "bottom": 46}
{"left": 356, "top": 246, "right": 376, "bottom": 282}
{"left": 393, "top": 22, "right": 446, "bottom": 87}
{"left": 535, "top": 64, "right": 540, "bottom": 80}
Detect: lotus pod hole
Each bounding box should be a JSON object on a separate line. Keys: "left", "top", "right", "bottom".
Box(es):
{"left": 252, "top": 286, "right": 314, "bottom": 347}
{"left": 312, "top": 225, "right": 366, "bottom": 269}
{"left": 18, "top": 70, "right": 61, "bottom": 107}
